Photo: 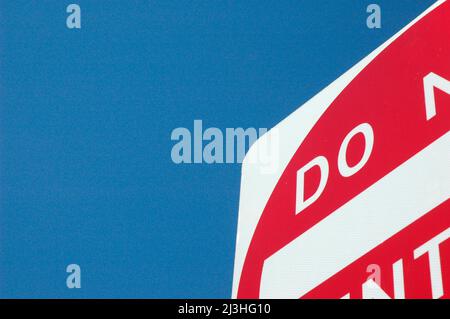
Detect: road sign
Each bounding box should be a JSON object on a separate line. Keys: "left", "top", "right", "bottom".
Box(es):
{"left": 232, "top": 0, "right": 450, "bottom": 299}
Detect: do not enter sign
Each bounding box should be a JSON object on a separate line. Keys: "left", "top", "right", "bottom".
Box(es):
{"left": 232, "top": 0, "right": 450, "bottom": 299}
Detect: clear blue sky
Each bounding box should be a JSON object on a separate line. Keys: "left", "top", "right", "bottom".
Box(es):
{"left": 0, "top": 0, "right": 435, "bottom": 298}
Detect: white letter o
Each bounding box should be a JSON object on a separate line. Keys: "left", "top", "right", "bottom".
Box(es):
{"left": 338, "top": 123, "right": 374, "bottom": 177}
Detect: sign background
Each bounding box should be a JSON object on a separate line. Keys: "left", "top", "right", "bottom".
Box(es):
{"left": 0, "top": 0, "right": 438, "bottom": 298}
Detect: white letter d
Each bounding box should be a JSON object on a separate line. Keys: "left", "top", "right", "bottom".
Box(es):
{"left": 295, "top": 156, "right": 329, "bottom": 215}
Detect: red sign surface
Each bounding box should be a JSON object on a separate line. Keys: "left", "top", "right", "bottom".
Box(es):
{"left": 233, "top": 0, "right": 450, "bottom": 299}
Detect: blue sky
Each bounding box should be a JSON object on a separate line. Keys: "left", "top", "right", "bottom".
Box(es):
{"left": 0, "top": 0, "right": 436, "bottom": 298}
